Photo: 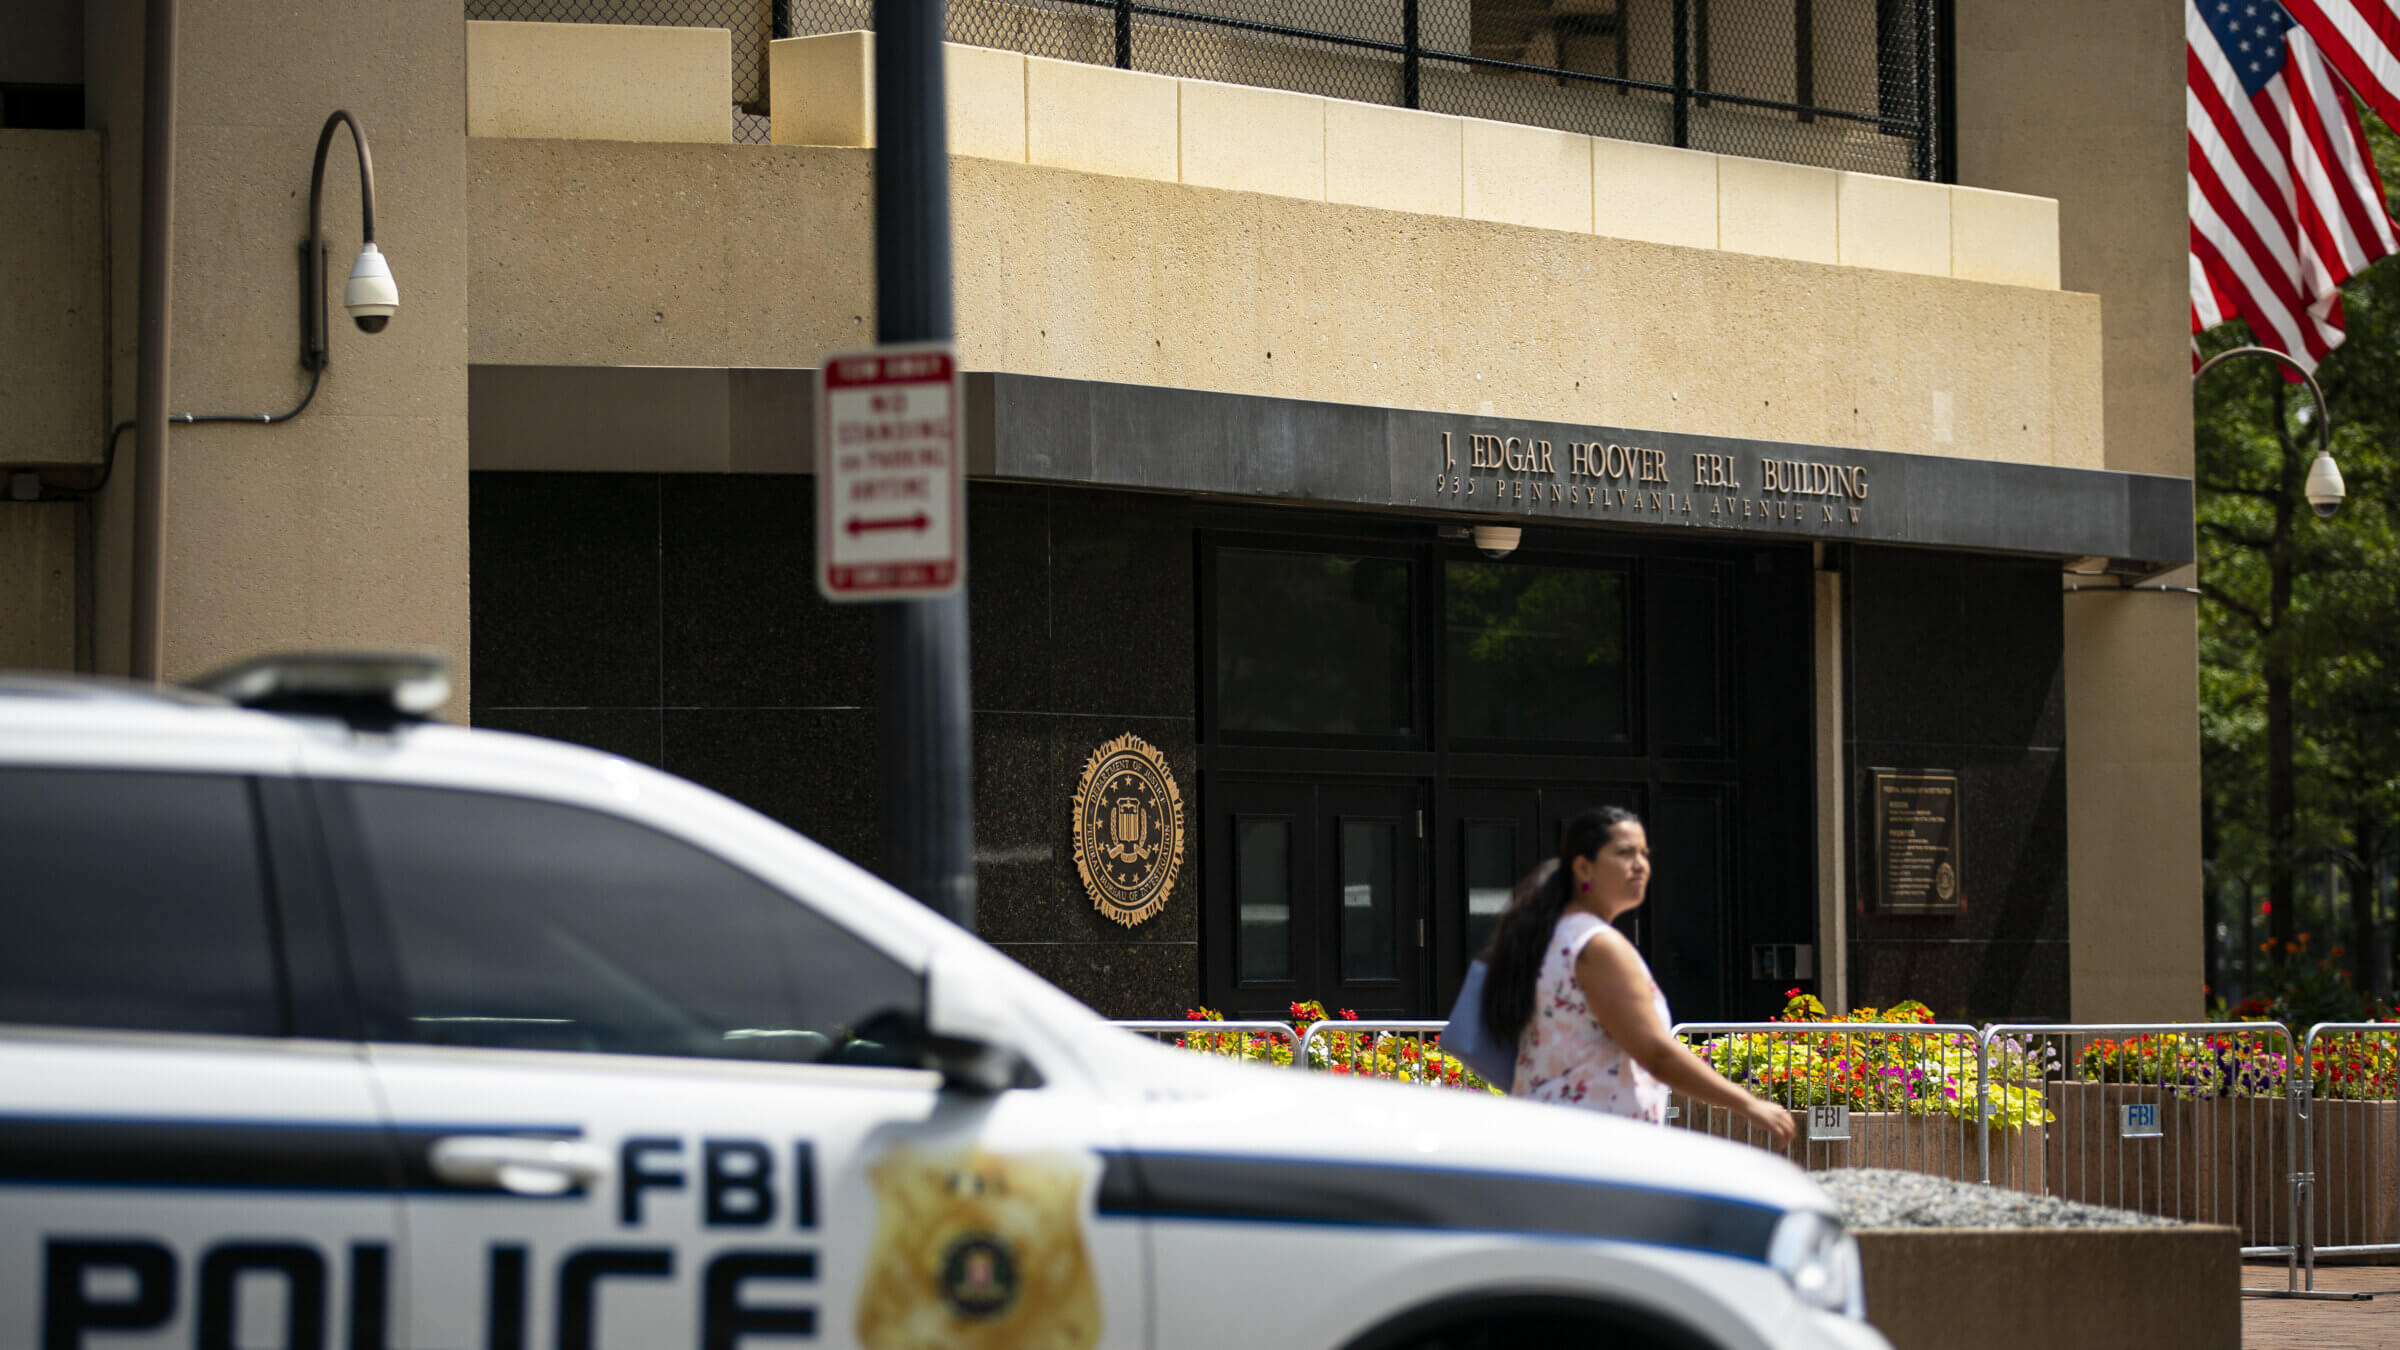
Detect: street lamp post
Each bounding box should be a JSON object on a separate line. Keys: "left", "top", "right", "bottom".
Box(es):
{"left": 2194, "top": 344, "right": 2344, "bottom": 516}
{"left": 2191, "top": 344, "right": 2344, "bottom": 958}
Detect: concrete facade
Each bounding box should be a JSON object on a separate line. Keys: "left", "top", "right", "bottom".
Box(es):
{"left": 61, "top": 0, "right": 473, "bottom": 715}
{"left": 467, "top": 140, "right": 2102, "bottom": 475}
{"left": 1956, "top": 0, "right": 2202, "bottom": 1020}
{"left": 0, "top": 130, "right": 104, "bottom": 467}
{"left": 0, "top": 3, "right": 2203, "bottom": 1021}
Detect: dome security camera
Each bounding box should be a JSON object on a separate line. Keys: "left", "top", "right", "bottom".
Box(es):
{"left": 2305, "top": 451, "right": 2345, "bottom": 520}
{"left": 344, "top": 242, "right": 398, "bottom": 333}
{"left": 1472, "top": 524, "right": 1522, "bottom": 559}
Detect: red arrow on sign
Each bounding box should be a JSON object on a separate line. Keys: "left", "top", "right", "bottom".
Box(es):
{"left": 847, "top": 513, "right": 930, "bottom": 536}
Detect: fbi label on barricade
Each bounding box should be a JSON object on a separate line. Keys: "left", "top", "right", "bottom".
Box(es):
{"left": 1807, "top": 1105, "right": 1850, "bottom": 1142}
{"left": 2120, "top": 1102, "right": 2163, "bottom": 1139}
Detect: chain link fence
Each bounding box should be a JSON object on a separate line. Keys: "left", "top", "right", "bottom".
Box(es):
{"left": 467, "top": 0, "right": 1941, "bottom": 177}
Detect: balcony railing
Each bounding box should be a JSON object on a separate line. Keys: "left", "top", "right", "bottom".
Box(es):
{"left": 467, "top": 0, "right": 1944, "bottom": 181}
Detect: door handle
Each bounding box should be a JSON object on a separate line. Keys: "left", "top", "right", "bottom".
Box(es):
{"left": 429, "top": 1136, "right": 610, "bottom": 1197}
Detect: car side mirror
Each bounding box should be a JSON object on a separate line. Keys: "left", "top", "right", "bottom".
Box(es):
{"left": 923, "top": 947, "right": 1038, "bottom": 1093}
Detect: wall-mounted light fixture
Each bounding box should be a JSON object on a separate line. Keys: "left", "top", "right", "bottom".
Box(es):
{"left": 1437, "top": 523, "right": 1526, "bottom": 559}
{"left": 304, "top": 109, "right": 397, "bottom": 366}
{"left": 104, "top": 107, "right": 402, "bottom": 681}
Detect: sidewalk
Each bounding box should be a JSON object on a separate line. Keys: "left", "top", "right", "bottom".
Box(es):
{"left": 2243, "top": 1264, "right": 2400, "bottom": 1348}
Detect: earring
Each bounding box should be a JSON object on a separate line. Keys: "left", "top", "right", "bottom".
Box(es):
{"left": 1579, "top": 881, "right": 1590, "bottom": 893}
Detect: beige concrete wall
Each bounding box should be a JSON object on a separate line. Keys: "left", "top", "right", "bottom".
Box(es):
{"left": 0, "top": 131, "right": 105, "bottom": 466}
{"left": 1957, "top": 2, "right": 2200, "bottom": 1019}
{"left": 470, "top": 138, "right": 2102, "bottom": 471}
{"left": 83, "top": 0, "right": 471, "bottom": 715}
{"left": 467, "top": 21, "right": 731, "bottom": 143}
{"left": 471, "top": 0, "right": 770, "bottom": 112}
{"left": 1957, "top": 2, "right": 2190, "bottom": 477}
{"left": 0, "top": 504, "right": 77, "bottom": 670}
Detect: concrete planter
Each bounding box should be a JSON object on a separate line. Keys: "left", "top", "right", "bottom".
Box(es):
{"left": 1672, "top": 1098, "right": 2045, "bottom": 1191}
{"left": 2043, "top": 1083, "right": 2398, "bottom": 1247}
{"left": 1854, "top": 1226, "right": 2238, "bottom": 1350}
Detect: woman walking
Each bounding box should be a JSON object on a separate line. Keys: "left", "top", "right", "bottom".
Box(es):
{"left": 1482, "top": 806, "right": 1794, "bottom": 1143}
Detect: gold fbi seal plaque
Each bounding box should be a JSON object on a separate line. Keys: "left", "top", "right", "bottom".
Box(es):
{"left": 1071, "top": 733, "right": 1185, "bottom": 928}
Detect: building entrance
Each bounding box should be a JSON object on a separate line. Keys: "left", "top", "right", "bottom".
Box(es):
{"left": 1195, "top": 521, "right": 1816, "bottom": 1023}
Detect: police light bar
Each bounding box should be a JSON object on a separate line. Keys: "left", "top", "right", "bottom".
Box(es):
{"left": 185, "top": 650, "right": 451, "bottom": 728}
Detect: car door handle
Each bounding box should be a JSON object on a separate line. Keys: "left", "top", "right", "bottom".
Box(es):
{"left": 429, "top": 1136, "right": 611, "bottom": 1196}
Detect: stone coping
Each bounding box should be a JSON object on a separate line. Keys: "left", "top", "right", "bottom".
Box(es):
{"left": 456, "top": 20, "right": 2062, "bottom": 291}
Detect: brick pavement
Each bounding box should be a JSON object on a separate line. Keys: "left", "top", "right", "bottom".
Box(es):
{"left": 2243, "top": 1263, "right": 2400, "bottom": 1348}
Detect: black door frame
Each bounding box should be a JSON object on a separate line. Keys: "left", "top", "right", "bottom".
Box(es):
{"left": 1194, "top": 514, "right": 1812, "bottom": 1021}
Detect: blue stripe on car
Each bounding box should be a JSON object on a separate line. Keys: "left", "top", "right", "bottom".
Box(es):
{"left": 1097, "top": 1150, "right": 1782, "bottom": 1263}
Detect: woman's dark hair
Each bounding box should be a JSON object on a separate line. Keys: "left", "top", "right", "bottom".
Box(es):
{"left": 1480, "top": 806, "right": 1642, "bottom": 1049}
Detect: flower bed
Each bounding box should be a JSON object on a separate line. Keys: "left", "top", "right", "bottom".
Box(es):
{"left": 1175, "top": 1003, "right": 1501, "bottom": 1092}
{"left": 1686, "top": 994, "right": 2055, "bottom": 1134}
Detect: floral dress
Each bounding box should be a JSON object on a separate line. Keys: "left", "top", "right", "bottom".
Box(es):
{"left": 1512, "top": 911, "right": 1672, "bottom": 1123}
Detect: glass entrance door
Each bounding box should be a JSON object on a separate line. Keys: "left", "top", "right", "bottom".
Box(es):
{"left": 1432, "top": 786, "right": 1656, "bottom": 1000}
{"left": 1197, "top": 525, "right": 1811, "bottom": 1024}
{"left": 1202, "top": 779, "right": 1424, "bottom": 1020}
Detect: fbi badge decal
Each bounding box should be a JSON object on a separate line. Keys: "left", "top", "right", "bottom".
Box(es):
{"left": 1071, "top": 733, "right": 1185, "bottom": 928}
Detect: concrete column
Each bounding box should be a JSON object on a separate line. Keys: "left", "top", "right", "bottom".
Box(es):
{"left": 0, "top": 504, "right": 79, "bottom": 669}
{"left": 1957, "top": 1, "right": 2200, "bottom": 1017}
{"left": 84, "top": 0, "right": 471, "bottom": 715}
{"left": 1814, "top": 552, "right": 1850, "bottom": 1013}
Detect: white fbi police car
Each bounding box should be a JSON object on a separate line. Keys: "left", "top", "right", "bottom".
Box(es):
{"left": 0, "top": 653, "right": 1888, "bottom": 1350}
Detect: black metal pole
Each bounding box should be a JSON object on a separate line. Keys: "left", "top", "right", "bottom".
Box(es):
{"left": 1116, "top": 0, "right": 1133, "bottom": 68}
{"left": 1403, "top": 0, "right": 1420, "bottom": 110}
{"left": 873, "top": 0, "right": 976, "bottom": 930}
{"left": 130, "top": 0, "right": 178, "bottom": 683}
{"left": 1913, "top": 0, "right": 1933, "bottom": 180}
{"left": 1671, "top": 0, "right": 1689, "bottom": 149}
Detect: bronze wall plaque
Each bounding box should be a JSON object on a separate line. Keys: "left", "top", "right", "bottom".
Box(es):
{"left": 1071, "top": 733, "right": 1186, "bottom": 927}
{"left": 1871, "top": 769, "right": 1962, "bottom": 914}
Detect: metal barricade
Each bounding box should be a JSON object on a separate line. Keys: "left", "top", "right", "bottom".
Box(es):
{"left": 1981, "top": 1021, "right": 2300, "bottom": 1283}
{"left": 2299, "top": 1022, "right": 2400, "bottom": 1288}
{"left": 1113, "top": 1019, "right": 1302, "bottom": 1067}
{"left": 1296, "top": 1019, "right": 1491, "bottom": 1090}
{"left": 1670, "top": 1022, "right": 1991, "bottom": 1181}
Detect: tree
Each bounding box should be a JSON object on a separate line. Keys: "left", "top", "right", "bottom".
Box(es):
{"left": 2196, "top": 115, "right": 2400, "bottom": 1000}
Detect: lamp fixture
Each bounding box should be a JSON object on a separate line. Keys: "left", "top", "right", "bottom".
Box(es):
{"left": 2193, "top": 343, "right": 2339, "bottom": 520}
{"left": 1472, "top": 524, "right": 1522, "bottom": 558}
{"left": 2304, "top": 450, "right": 2346, "bottom": 519}
{"left": 304, "top": 109, "right": 396, "bottom": 368}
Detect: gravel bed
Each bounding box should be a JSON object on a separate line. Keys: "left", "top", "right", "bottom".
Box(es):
{"left": 1814, "top": 1168, "right": 2186, "bottom": 1229}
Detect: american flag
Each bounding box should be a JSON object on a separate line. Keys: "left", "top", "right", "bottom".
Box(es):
{"left": 2283, "top": 0, "right": 2400, "bottom": 130}
{"left": 2189, "top": 0, "right": 2398, "bottom": 370}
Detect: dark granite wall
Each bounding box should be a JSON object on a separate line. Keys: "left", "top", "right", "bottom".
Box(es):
{"left": 470, "top": 474, "right": 1200, "bottom": 1018}
{"left": 1843, "top": 546, "right": 2069, "bottom": 1022}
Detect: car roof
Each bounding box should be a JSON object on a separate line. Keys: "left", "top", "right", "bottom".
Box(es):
{"left": 0, "top": 666, "right": 967, "bottom": 973}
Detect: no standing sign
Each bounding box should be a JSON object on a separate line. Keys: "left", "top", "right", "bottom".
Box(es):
{"left": 816, "top": 344, "right": 964, "bottom": 601}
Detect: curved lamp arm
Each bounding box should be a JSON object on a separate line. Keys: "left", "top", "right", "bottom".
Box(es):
{"left": 303, "top": 109, "right": 380, "bottom": 371}
{"left": 2191, "top": 344, "right": 2330, "bottom": 458}
{"left": 2192, "top": 343, "right": 2342, "bottom": 516}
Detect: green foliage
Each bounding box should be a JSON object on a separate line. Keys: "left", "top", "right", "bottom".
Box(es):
{"left": 2198, "top": 110, "right": 2400, "bottom": 997}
